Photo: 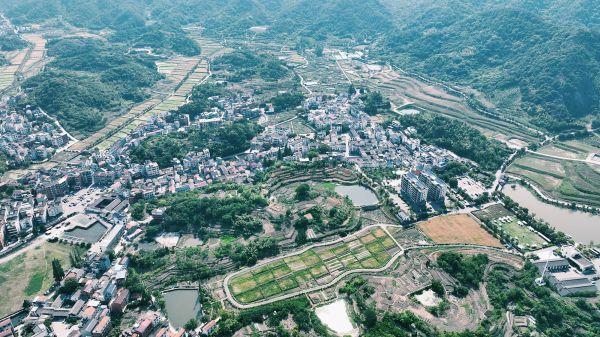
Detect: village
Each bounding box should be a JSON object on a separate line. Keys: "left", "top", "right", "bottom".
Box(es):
{"left": 0, "top": 9, "right": 599, "bottom": 336}
{"left": 1, "top": 77, "right": 599, "bottom": 337}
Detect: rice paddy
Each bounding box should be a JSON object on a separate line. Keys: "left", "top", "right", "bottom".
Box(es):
{"left": 228, "top": 225, "right": 402, "bottom": 304}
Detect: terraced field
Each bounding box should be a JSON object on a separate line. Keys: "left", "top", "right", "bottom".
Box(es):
{"left": 339, "top": 61, "right": 540, "bottom": 146}
{"left": 0, "top": 47, "right": 27, "bottom": 92}
{"left": 0, "top": 33, "right": 46, "bottom": 93}
{"left": 85, "top": 35, "right": 230, "bottom": 152}
{"left": 538, "top": 137, "right": 600, "bottom": 161}
{"left": 20, "top": 34, "right": 47, "bottom": 78}
{"left": 507, "top": 153, "right": 600, "bottom": 207}
{"left": 227, "top": 225, "right": 401, "bottom": 305}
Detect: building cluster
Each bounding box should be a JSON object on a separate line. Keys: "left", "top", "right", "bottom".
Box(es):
{"left": 399, "top": 167, "right": 447, "bottom": 207}
{"left": 532, "top": 245, "right": 598, "bottom": 296}
{"left": 0, "top": 188, "right": 64, "bottom": 250}
{"left": 0, "top": 107, "right": 72, "bottom": 164}
{"left": 0, "top": 246, "right": 220, "bottom": 337}
{"left": 0, "top": 87, "right": 488, "bottom": 337}
{"left": 1, "top": 90, "right": 461, "bottom": 252}
{"left": 252, "top": 93, "right": 460, "bottom": 178}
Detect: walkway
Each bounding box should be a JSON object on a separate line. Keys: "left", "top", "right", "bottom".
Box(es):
{"left": 526, "top": 149, "right": 600, "bottom": 166}
{"left": 222, "top": 223, "right": 520, "bottom": 309}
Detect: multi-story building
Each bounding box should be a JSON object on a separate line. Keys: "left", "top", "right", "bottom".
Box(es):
{"left": 37, "top": 176, "right": 69, "bottom": 199}
{"left": 400, "top": 171, "right": 428, "bottom": 207}
{"left": 418, "top": 169, "right": 447, "bottom": 202}
{"left": 144, "top": 162, "right": 160, "bottom": 178}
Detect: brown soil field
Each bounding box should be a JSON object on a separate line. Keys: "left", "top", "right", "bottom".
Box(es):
{"left": 417, "top": 214, "right": 502, "bottom": 248}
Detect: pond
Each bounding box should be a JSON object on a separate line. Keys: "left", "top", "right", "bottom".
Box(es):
{"left": 334, "top": 184, "right": 378, "bottom": 207}
{"left": 502, "top": 184, "right": 600, "bottom": 244}
{"left": 63, "top": 222, "right": 107, "bottom": 243}
{"left": 315, "top": 299, "right": 359, "bottom": 337}
{"left": 398, "top": 108, "right": 420, "bottom": 115}
{"left": 163, "top": 289, "right": 201, "bottom": 328}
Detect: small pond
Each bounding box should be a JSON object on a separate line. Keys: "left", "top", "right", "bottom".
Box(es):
{"left": 315, "top": 299, "right": 358, "bottom": 337}
{"left": 335, "top": 184, "right": 378, "bottom": 206}
{"left": 163, "top": 289, "right": 201, "bottom": 328}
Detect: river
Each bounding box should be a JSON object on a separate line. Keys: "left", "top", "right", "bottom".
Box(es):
{"left": 502, "top": 184, "right": 600, "bottom": 244}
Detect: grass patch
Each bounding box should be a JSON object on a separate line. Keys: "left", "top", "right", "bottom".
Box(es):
{"left": 24, "top": 272, "right": 45, "bottom": 296}
{"left": 0, "top": 243, "right": 71, "bottom": 317}
{"left": 220, "top": 235, "right": 236, "bottom": 244}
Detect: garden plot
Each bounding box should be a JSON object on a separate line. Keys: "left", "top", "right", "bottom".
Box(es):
{"left": 228, "top": 225, "right": 402, "bottom": 305}
{"left": 472, "top": 204, "right": 547, "bottom": 250}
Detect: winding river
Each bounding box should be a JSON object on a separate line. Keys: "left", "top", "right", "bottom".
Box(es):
{"left": 502, "top": 184, "right": 600, "bottom": 244}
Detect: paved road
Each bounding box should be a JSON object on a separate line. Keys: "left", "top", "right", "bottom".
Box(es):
{"left": 527, "top": 149, "right": 600, "bottom": 166}
{"left": 222, "top": 223, "right": 520, "bottom": 309}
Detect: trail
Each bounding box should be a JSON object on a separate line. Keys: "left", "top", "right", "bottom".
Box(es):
{"left": 222, "top": 223, "right": 520, "bottom": 309}
{"left": 526, "top": 149, "right": 600, "bottom": 166}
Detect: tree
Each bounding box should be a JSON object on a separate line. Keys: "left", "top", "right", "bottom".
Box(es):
{"left": 52, "top": 258, "right": 65, "bottom": 282}
{"left": 430, "top": 280, "right": 445, "bottom": 297}
{"left": 59, "top": 278, "right": 79, "bottom": 294}
{"left": 295, "top": 184, "right": 311, "bottom": 201}
{"left": 184, "top": 319, "right": 198, "bottom": 331}
{"left": 348, "top": 84, "right": 356, "bottom": 96}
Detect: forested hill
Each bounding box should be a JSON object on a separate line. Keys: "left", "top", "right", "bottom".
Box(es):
{"left": 0, "top": 0, "right": 200, "bottom": 56}
{"left": 379, "top": 6, "right": 600, "bottom": 132}
{"left": 1, "top": 0, "right": 599, "bottom": 132}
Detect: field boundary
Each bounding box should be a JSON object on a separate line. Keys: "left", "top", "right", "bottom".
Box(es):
{"left": 223, "top": 223, "right": 520, "bottom": 309}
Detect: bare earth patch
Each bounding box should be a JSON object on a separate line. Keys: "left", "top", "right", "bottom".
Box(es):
{"left": 418, "top": 214, "right": 502, "bottom": 248}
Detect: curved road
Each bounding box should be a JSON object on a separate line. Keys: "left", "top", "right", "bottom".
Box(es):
{"left": 222, "top": 224, "right": 520, "bottom": 309}
{"left": 526, "top": 149, "right": 600, "bottom": 166}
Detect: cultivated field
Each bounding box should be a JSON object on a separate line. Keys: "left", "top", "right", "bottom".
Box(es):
{"left": 0, "top": 243, "right": 72, "bottom": 317}
{"left": 338, "top": 61, "right": 540, "bottom": 146}
{"left": 417, "top": 214, "right": 503, "bottom": 248}
{"left": 228, "top": 225, "right": 402, "bottom": 305}
{"left": 507, "top": 152, "right": 600, "bottom": 207}
{"left": 0, "top": 33, "right": 46, "bottom": 93}
{"left": 74, "top": 33, "right": 229, "bottom": 152}
{"left": 20, "top": 34, "right": 47, "bottom": 78}
{"left": 473, "top": 204, "right": 547, "bottom": 250}
{"left": 538, "top": 137, "right": 600, "bottom": 161}
{"left": 0, "top": 48, "right": 27, "bottom": 92}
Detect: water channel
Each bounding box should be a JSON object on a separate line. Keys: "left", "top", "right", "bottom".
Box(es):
{"left": 334, "top": 184, "right": 378, "bottom": 207}
{"left": 502, "top": 184, "right": 600, "bottom": 244}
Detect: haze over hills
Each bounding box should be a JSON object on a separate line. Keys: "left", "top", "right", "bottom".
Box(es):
{"left": 3, "top": 0, "right": 597, "bottom": 133}
{"left": 2, "top": 1, "right": 600, "bottom": 337}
